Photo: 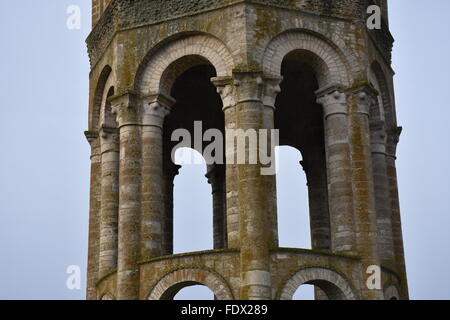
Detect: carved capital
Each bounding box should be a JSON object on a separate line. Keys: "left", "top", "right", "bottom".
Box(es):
{"left": 205, "top": 164, "right": 225, "bottom": 193}
{"left": 315, "top": 84, "right": 348, "bottom": 118}
{"left": 386, "top": 126, "right": 403, "bottom": 158}
{"left": 370, "top": 120, "right": 387, "bottom": 154}
{"left": 109, "top": 91, "right": 140, "bottom": 127}
{"left": 141, "top": 93, "right": 175, "bottom": 128}
{"left": 212, "top": 74, "right": 283, "bottom": 111}
{"left": 262, "top": 75, "right": 283, "bottom": 109}
{"left": 84, "top": 130, "right": 101, "bottom": 158}
{"left": 350, "top": 84, "right": 379, "bottom": 116}
{"left": 232, "top": 71, "right": 265, "bottom": 105}
{"left": 84, "top": 130, "right": 99, "bottom": 145}
{"left": 211, "top": 76, "right": 235, "bottom": 111}
{"left": 99, "top": 124, "right": 118, "bottom": 139}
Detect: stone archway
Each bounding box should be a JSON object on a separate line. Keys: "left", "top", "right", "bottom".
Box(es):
{"left": 384, "top": 285, "right": 400, "bottom": 300}
{"left": 279, "top": 267, "right": 356, "bottom": 300}
{"left": 100, "top": 292, "right": 116, "bottom": 300}
{"left": 147, "top": 268, "right": 234, "bottom": 300}
{"left": 136, "top": 34, "right": 234, "bottom": 96}
{"left": 262, "top": 31, "right": 352, "bottom": 88}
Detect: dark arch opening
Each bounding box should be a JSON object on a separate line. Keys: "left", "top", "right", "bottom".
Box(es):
{"left": 162, "top": 62, "right": 226, "bottom": 255}
{"left": 92, "top": 65, "right": 112, "bottom": 131}
{"left": 275, "top": 50, "right": 331, "bottom": 251}
{"left": 104, "top": 86, "right": 116, "bottom": 128}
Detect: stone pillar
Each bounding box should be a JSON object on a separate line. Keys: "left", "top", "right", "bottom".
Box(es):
{"left": 98, "top": 125, "right": 119, "bottom": 278}
{"left": 162, "top": 164, "right": 180, "bottom": 255}
{"left": 206, "top": 164, "right": 227, "bottom": 249}
{"left": 261, "top": 76, "right": 282, "bottom": 249}
{"left": 218, "top": 72, "right": 280, "bottom": 300}
{"left": 348, "top": 85, "right": 383, "bottom": 300}
{"left": 316, "top": 85, "right": 356, "bottom": 254}
{"left": 301, "top": 145, "right": 331, "bottom": 251}
{"left": 140, "top": 94, "right": 174, "bottom": 262}
{"left": 370, "top": 120, "right": 395, "bottom": 270}
{"left": 111, "top": 93, "right": 141, "bottom": 300}
{"left": 212, "top": 77, "right": 240, "bottom": 249}
{"left": 386, "top": 126, "right": 409, "bottom": 299}
{"left": 85, "top": 131, "right": 101, "bottom": 300}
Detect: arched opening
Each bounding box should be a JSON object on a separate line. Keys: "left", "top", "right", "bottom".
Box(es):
{"left": 292, "top": 280, "right": 346, "bottom": 300}
{"left": 274, "top": 50, "right": 331, "bottom": 251}
{"left": 92, "top": 65, "right": 112, "bottom": 131}
{"left": 162, "top": 61, "right": 226, "bottom": 255}
{"left": 103, "top": 86, "right": 116, "bottom": 128}
{"left": 275, "top": 146, "right": 310, "bottom": 248}
{"left": 369, "top": 61, "right": 394, "bottom": 127}
{"left": 368, "top": 66, "right": 386, "bottom": 122}
{"left": 173, "top": 148, "right": 212, "bottom": 254}
{"left": 173, "top": 284, "right": 215, "bottom": 300}
{"left": 280, "top": 268, "right": 355, "bottom": 300}
{"left": 293, "top": 284, "right": 315, "bottom": 300}
{"left": 147, "top": 269, "right": 234, "bottom": 300}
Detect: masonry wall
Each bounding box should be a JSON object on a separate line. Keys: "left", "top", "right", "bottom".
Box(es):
{"left": 86, "top": 0, "right": 406, "bottom": 300}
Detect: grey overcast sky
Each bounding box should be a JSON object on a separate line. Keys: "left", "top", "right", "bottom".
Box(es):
{"left": 0, "top": 0, "right": 449, "bottom": 300}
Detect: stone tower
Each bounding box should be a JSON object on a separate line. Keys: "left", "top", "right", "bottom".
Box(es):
{"left": 85, "top": 0, "right": 408, "bottom": 300}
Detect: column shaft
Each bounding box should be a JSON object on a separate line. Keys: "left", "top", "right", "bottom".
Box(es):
{"left": 85, "top": 132, "right": 101, "bottom": 300}
{"left": 117, "top": 124, "right": 141, "bottom": 300}
{"left": 316, "top": 86, "right": 356, "bottom": 254}
{"left": 98, "top": 129, "right": 119, "bottom": 277}
{"left": 303, "top": 146, "right": 331, "bottom": 250}
{"left": 214, "top": 78, "right": 240, "bottom": 248}
{"left": 387, "top": 127, "right": 409, "bottom": 299}
{"left": 112, "top": 95, "right": 142, "bottom": 300}
{"left": 206, "top": 165, "right": 227, "bottom": 249}
{"left": 234, "top": 73, "right": 275, "bottom": 300}
{"left": 370, "top": 121, "right": 395, "bottom": 269}
{"left": 348, "top": 87, "right": 383, "bottom": 299}
{"left": 140, "top": 125, "right": 165, "bottom": 260}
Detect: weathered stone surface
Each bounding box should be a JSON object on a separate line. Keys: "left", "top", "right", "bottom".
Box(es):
{"left": 85, "top": 0, "right": 407, "bottom": 300}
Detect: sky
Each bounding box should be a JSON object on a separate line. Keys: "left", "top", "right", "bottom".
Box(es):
{"left": 0, "top": 0, "right": 449, "bottom": 300}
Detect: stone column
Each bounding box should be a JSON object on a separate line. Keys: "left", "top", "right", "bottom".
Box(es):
{"left": 348, "top": 85, "right": 383, "bottom": 300}
{"left": 162, "top": 164, "right": 180, "bottom": 255}
{"left": 386, "top": 126, "right": 409, "bottom": 299}
{"left": 316, "top": 85, "right": 356, "bottom": 254}
{"left": 224, "top": 72, "right": 280, "bottom": 300}
{"left": 301, "top": 144, "right": 331, "bottom": 251}
{"left": 261, "top": 76, "right": 282, "bottom": 249}
{"left": 206, "top": 164, "right": 227, "bottom": 249}
{"left": 111, "top": 93, "right": 141, "bottom": 300}
{"left": 211, "top": 77, "right": 240, "bottom": 249}
{"left": 98, "top": 125, "right": 119, "bottom": 278}
{"left": 140, "top": 94, "right": 174, "bottom": 262}
{"left": 370, "top": 120, "right": 395, "bottom": 270}
{"left": 85, "top": 131, "right": 101, "bottom": 300}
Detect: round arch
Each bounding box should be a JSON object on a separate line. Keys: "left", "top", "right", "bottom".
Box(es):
{"left": 262, "top": 30, "right": 352, "bottom": 88}
{"left": 147, "top": 268, "right": 234, "bottom": 300}
{"left": 369, "top": 60, "right": 395, "bottom": 127}
{"left": 384, "top": 284, "right": 400, "bottom": 300}
{"left": 100, "top": 292, "right": 116, "bottom": 300}
{"left": 91, "top": 64, "right": 113, "bottom": 131}
{"left": 278, "top": 267, "right": 356, "bottom": 300}
{"left": 136, "top": 34, "right": 234, "bottom": 96}
{"left": 99, "top": 77, "right": 116, "bottom": 129}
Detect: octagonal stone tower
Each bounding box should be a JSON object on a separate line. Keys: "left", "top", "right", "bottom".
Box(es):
{"left": 85, "top": 0, "right": 408, "bottom": 300}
